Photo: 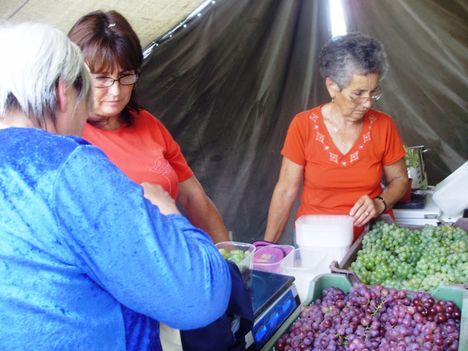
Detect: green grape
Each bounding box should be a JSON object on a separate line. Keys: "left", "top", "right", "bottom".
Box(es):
{"left": 351, "top": 221, "right": 468, "bottom": 291}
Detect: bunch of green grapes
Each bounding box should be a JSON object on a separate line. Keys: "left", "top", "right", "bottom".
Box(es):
{"left": 218, "top": 248, "right": 250, "bottom": 266}
{"left": 351, "top": 222, "right": 468, "bottom": 291}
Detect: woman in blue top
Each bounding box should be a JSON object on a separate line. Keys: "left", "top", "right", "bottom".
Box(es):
{"left": 0, "top": 22, "right": 231, "bottom": 351}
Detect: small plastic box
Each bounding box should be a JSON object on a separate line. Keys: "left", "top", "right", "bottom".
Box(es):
{"left": 215, "top": 241, "right": 255, "bottom": 288}
{"left": 279, "top": 248, "right": 332, "bottom": 303}
{"left": 253, "top": 244, "right": 295, "bottom": 273}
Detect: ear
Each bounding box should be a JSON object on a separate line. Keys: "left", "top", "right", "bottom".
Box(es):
{"left": 55, "top": 79, "right": 69, "bottom": 114}
{"left": 325, "top": 77, "right": 339, "bottom": 99}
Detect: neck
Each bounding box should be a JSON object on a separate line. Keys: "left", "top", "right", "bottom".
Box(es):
{"left": 0, "top": 111, "right": 36, "bottom": 129}
{"left": 88, "top": 114, "right": 122, "bottom": 130}
{"left": 323, "top": 102, "right": 361, "bottom": 132}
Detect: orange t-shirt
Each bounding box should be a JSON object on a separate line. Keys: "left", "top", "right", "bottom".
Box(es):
{"left": 282, "top": 105, "right": 405, "bottom": 220}
{"left": 83, "top": 110, "right": 193, "bottom": 199}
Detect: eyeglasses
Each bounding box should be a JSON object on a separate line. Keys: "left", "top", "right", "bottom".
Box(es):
{"left": 348, "top": 87, "right": 382, "bottom": 105}
{"left": 92, "top": 73, "right": 138, "bottom": 88}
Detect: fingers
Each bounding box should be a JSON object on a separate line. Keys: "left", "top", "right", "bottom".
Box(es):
{"left": 350, "top": 195, "right": 377, "bottom": 227}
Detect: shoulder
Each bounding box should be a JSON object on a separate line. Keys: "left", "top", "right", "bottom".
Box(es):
{"left": 132, "top": 109, "right": 165, "bottom": 128}
{"left": 368, "top": 108, "right": 396, "bottom": 124}
{"left": 287, "top": 106, "right": 322, "bottom": 136}
{"left": 18, "top": 128, "right": 91, "bottom": 157}
{"left": 292, "top": 105, "right": 322, "bottom": 123}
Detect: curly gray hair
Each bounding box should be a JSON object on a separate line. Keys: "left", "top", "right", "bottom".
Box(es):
{"left": 319, "top": 32, "right": 388, "bottom": 89}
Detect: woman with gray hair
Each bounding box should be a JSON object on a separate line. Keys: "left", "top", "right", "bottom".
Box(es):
{"left": 0, "top": 22, "right": 231, "bottom": 350}
{"left": 264, "top": 32, "right": 409, "bottom": 243}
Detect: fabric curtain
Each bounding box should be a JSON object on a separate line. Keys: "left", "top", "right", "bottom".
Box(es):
{"left": 137, "top": 0, "right": 467, "bottom": 243}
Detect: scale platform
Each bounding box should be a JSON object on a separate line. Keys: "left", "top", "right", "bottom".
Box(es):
{"left": 245, "top": 270, "right": 300, "bottom": 350}
{"left": 393, "top": 192, "right": 441, "bottom": 226}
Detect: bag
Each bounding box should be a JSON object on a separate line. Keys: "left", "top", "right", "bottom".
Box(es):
{"left": 180, "top": 261, "right": 254, "bottom": 351}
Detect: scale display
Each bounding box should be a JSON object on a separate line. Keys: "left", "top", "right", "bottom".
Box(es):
{"left": 246, "top": 270, "right": 300, "bottom": 350}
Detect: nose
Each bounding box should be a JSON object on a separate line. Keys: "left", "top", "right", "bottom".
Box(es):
{"left": 362, "top": 97, "right": 372, "bottom": 108}
{"left": 107, "top": 81, "right": 121, "bottom": 96}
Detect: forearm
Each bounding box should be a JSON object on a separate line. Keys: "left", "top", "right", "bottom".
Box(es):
{"left": 376, "top": 176, "right": 408, "bottom": 212}
{"left": 263, "top": 187, "right": 297, "bottom": 243}
{"left": 377, "top": 160, "right": 409, "bottom": 213}
{"left": 184, "top": 196, "right": 229, "bottom": 243}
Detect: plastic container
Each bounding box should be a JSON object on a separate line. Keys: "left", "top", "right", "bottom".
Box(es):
{"left": 433, "top": 161, "right": 468, "bottom": 217}
{"left": 253, "top": 244, "right": 295, "bottom": 273}
{"left": 279, "top": 248, "right": 332, "bottom": 303}
{"left": 216, "top": 241, "right": 255, "bottom": 288}
{"left": 261, "top": 274, "right": 468, "bottom": 351}
{"left": 295, "top": 214, "right": 353, "bottom": 248}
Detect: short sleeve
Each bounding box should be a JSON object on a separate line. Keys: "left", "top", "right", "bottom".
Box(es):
{"left": 52, "top": 145, "right": 230, "bottom": 329}
{"left": 148, "top": 114, "right": 193, "bottom": 182}
{"left": 281, "top": 114, "right": 309, "bottom": 166}
{"left": 382, "top": 116, "right": 406, "bottom": 165}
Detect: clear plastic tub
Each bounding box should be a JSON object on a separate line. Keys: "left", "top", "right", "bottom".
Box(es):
{"left": 215, "top": 241, "right": 255, "bottom": 288}
{"left": 279, "top": 248, "right": 332, "bottom": 302}
{"left": 253, "top": 244, "right": 295, "bottom": 273}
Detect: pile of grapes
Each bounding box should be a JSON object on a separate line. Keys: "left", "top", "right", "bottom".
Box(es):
{"left": 351, "top": 222, "right": 468, "bottom": 291}
{"left": 275, "top": 284, "right": 461, "bottom": 351}
{"left": 218, "top": 248, "right": 251, "bottom": 266}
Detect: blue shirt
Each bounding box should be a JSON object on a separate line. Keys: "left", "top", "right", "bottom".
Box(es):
{"left": 0, "top": 128, "right": 231, "bottom": 351}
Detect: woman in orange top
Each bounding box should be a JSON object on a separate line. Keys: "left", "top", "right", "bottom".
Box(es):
{"left": 264, "top": 33, "right": 409, "bottom": 243}
{"left": 68, "top": 10, "right": 228, "bottom": 243}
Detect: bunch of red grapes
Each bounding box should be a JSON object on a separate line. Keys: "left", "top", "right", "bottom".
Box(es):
{"left": 275, "top": 284, "right": 461, "bottom": 351}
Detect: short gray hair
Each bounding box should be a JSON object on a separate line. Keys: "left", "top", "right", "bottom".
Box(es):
{"left": 0, "top": 22, "right": 92, "bottom": 126}
{"left": 319, "top": 32, "right": 388, "bottom": 89}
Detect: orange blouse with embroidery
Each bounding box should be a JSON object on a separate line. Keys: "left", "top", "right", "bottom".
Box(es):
{"left": 282, "top": 105, "right": 405, "bottom": 220}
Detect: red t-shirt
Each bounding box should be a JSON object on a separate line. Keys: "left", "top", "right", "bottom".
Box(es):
{"left": 83, "top": 110, "right": 193, "bottom": 199}
{"left": 282, "top": 105, "right": 405, "bottom": 219}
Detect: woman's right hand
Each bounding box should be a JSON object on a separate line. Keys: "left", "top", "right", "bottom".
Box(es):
{"left": 141, "top": 182, "right": 180, "bottom": 215}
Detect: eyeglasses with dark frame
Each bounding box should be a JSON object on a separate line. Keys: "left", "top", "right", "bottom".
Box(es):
{"left": 348, "top": 86, "right": 382, "bottom": 105}
{"left": 91, "top": 73, "right": 138, "bottom": 88}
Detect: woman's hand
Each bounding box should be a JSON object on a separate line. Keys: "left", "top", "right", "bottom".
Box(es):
{"left": 349, "top": 195, "right": 384, "bottom": 227}
{"left": 141, "top": 182, "right": 180, "bottom": 215}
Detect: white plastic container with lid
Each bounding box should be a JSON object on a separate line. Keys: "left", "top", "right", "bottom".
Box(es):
{"left": 432, "top": 161, "right": 468, "bottom": 217}
{"left": 294, "top": 214, "right": 354, "bottom": 281}
{"left": 295, "top": 214, "right": 353, "bottom": 248}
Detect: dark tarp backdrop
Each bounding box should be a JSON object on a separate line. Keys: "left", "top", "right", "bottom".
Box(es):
{"left": 137, "top": 0, "right": 468, "bottom": 244}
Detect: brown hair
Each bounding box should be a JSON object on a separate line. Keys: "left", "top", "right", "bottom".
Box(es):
{"left": 68, "top": 10, "right": 142, "bottom": 125}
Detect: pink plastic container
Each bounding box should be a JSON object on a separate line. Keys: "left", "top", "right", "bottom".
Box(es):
{"left": 253, "top": 244, "right": 295, "bottom": 273}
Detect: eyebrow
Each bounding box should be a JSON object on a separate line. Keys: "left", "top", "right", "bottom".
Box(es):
{"left": 91, "top": 70, "right": 135, "bottom": 77}
{"left": 352, "top": 86, "right": 380, "bottom": 93}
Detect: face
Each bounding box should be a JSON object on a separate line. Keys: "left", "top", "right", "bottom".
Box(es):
{"left": 331, "top": 73, "right": 381, "bottom": 121}
{"left": 88, "top": 68, "right": 136, "bottom": 122}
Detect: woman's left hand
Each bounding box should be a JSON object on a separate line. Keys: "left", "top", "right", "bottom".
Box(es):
{"left": 349, "top": 195, "right": 383, "bottom": 227}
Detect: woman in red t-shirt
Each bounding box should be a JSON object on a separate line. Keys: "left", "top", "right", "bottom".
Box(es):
{"left": 264, "top": 33, "right": 409, "bottom": 243}
{"left": 68, "top": 10, "right": 228, "bottom": 244}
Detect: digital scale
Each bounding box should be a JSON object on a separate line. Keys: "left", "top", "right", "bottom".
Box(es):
{"left": 245, "top": 270, "right": 300, "bottom": 350}
{"left": 393, "top": 191, "right": 441, "bottom": 226}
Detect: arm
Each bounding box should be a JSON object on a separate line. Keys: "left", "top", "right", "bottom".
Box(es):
{"left": 141, "top": 182, "right": 180, "bottom": 215}
{"left": 263, "top": 157, "right": 303, "bottom": 243}
{"left": 350, "top": 159, "right": 409, "bottom": 227}
{"left": 177, "top": 176, "right": 229, "bottom": 243}
{"left": 54, "top": 146, "right": 231, "bottom": 329}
